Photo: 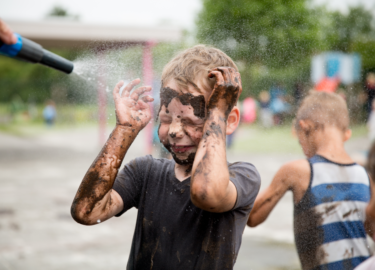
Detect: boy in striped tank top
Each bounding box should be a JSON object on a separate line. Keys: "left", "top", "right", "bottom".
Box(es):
{"left": 247, "top": 91, "right": 372, "bottom": 270}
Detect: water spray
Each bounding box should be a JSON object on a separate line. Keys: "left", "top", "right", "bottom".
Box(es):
{"left": 0, "top": 33, "right": 73, "bottom": 74}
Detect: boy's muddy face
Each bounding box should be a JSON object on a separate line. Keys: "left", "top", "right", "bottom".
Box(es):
{"left": 158, "top": 83, "right": 207, "bottom": 165}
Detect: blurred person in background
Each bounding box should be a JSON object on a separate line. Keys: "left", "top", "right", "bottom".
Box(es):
{"left": 0, "top": 19, "right": 17, "bottom": 45}
{"left": 241, "top": 96, "right": 257, "bottom": 124}
{"left": 270, "top": 93, "right": 290, "bottom": 125}
{"left": 365, "top": 73, "right": 375, "bottom": 119}
{"left": 269, "top": 83, "right": 290, "bottom": 125}
{"left": 293, "top": 82, "right": 304, "bottom": 105}
{"left": 258, "top": 90, "right": 273, "bottom": 128}
{"left": 248, "top": 92, "right": 372, "bottom": 269}
{"left": 43, "top": 100, "right": 56, "bottom": 126}
{"left": 367, "top": 99, "right": 375, "bottom": 143}
{"left": 269, "top": 83, "right": 286, "bottom": 102}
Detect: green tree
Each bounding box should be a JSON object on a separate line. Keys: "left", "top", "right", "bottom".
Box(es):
{"left": 46, "top": 5, "right": 79, "bottom": 20}
{"left": 325, "top": 6, "right": 373, "bottom": 52}
{"left": 48, "top": 6, "right": 68, "bottom": 17}
{"left": 196, "top": 0, "right": 321, "bottom": 68}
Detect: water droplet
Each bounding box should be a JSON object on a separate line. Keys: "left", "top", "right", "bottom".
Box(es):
{"left": 97, "top": 219, "right": 101, "bottom": 223}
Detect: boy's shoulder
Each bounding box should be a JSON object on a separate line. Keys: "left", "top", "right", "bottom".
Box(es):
{"left": 228, "top": 161, "right": 261, "bottom": 189}
{"left": 228, "top": 161, "right": 261, "bottom": 210}
{"left": 276, "top": 159, "right": 310, "bottom": 186}
{"left": 228, "top": 161, "right": 260, "bottom": 180}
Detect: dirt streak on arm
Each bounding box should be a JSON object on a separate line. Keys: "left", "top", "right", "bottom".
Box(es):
{"left": 71, "top": 125, "right": 138, "bottom": 225}
{"left": 247, "top": 160, "right": 310, "bottom": 227}
{"left": 70, "top": 78, "right": 153, "bottom": 225}
{"left": 190, "top": 67, "right": 240, "bottom": 213}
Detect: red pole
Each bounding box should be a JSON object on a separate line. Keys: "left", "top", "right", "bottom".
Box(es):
{"left": 143, "top": 41, "right": 156, "bottom": 155}
{"left": 98, "top": 50, "right": 106, "bottom": 146}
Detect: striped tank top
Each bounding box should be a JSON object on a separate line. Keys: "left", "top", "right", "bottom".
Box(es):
{"left": 294, "top": 155, "right": 371, "bottom": 270}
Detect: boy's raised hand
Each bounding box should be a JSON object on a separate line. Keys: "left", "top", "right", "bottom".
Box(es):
{"left": 113, "top": 79, "right": 154, "bottom": 130}
{"left": 207, "top": 67, "right": 242, "bottom": 118}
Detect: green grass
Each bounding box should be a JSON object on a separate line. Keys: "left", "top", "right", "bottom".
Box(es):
{"left": 233, "top": 124, "right": 367, "bottom": 154}
{"left": 233, "top": 124, "right": 302, "bottom": 154}
{"left": 0, "top": 103, "right": 118, "bottom": 137}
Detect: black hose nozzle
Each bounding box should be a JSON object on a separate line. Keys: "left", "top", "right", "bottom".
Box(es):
{"left": 0, "top": 34, "right": 74, "bottom": 74}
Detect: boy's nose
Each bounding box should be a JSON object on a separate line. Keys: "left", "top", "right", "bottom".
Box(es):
{"left": 169, "top": 122, "right": 184, "bottom": 139}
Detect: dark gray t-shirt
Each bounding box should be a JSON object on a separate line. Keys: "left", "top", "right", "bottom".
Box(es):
{"left": 113, "top": 155, "right": 260, "bottom": 270}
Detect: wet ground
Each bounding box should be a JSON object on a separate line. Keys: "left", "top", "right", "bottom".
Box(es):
{"left": 0, "top": 125, "right": 370, "bottom": 270}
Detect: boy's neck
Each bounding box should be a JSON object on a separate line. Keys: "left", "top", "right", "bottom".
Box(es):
{"left": 174, "top": 163, "right": 193, "bottom": 182}
{"left": 313, "top": 126, "right": 353, "bottom": 164}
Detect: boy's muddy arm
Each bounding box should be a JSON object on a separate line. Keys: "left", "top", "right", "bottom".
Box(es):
{"left": 247, "top": 160, "right": 309, "bottom": 227}
{"left": 247, "top": 166, "right": 292, "bottom": 227}
{"left": 71, "top": 79, "right": 153, "bottom": 225}
{"left": 191, "top": 67, "right": 241, "bottom": 213}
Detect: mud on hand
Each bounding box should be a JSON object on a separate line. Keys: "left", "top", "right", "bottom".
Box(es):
{"left": 207, "top": 67, "right": 242, "bottom": 118}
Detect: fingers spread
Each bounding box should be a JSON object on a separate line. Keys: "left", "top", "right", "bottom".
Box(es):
{"left": 141, "top": 95, "right": 154, "bottom": 103}
{"left": 121, "top": 78, "right": 140, "bottom": 97}
{"left": 113, "top": 81, "right": 125, "bottom": 99}
{"left": 130, "top": 86, "right": 152, "bottom": 101}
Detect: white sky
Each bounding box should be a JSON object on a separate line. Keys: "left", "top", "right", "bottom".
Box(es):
{"left": 0, "top": 0, "right": 374, "bottom": 30}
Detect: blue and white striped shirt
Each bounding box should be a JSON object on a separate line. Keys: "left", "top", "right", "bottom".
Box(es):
{"left": 294, "top": 155, "right": 371, "bottom": 270}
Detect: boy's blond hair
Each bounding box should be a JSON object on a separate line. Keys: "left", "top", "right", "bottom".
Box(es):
{"left": 295, "top": 91, "right": 349, "bottom": 131}
{"left": 161, "top": 45, "right": 238, "bottom": 94}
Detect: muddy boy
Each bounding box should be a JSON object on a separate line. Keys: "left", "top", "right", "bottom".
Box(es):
{"left": 248, "top": 92, "right": 372, "bottom": 269}
{"left": 70, "top": 45, "right": 261, "bottom": 269}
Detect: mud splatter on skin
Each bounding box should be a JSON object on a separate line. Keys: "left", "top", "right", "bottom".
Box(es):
{"left": 159, "top": 87, "right": 206, "bottom": 119}
{"left": 202, "top": 120, "right": 224, "bottom": 140}
{"left": 71, "top": 125, "right": 138, "bottom": 225}
{"left": 185, "top": 165, "right": 193, "bottom": 176}
{"left": 163, "top": 141, "right": 196, "bottom": 166}
{"left": 190, "top": 67, "right": 241, "bottom": 205}
{"left": 207, "top": 67, "right": 242, "bottom": 119}
{"left": 158, "top": 87, "right": 206, "bottom": 166}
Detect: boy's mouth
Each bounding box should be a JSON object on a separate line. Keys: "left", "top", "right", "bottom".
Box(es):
{"left": 171, "top": 145, "right": 195, "bottom": 153}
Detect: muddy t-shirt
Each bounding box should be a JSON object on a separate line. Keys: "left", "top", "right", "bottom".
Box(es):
{"left": 113, "top": 155, "right": 260, "bottom": 270}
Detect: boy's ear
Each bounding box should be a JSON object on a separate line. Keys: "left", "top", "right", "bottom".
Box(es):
{"left": 298, "top": 120, "right": 309, "bottom": 131}
{"left": 344, "top": 129, "right": 352, "bottom": 142}
{"left": 226, "top": 106, "right": 240, "bottom": 135}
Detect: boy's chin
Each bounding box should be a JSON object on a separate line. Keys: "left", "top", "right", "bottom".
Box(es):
{"left": 171, "top": 152, "right": 196, "bottom": 165}
{"left": 162, "top": 142, "right": 196, "bottom": 165}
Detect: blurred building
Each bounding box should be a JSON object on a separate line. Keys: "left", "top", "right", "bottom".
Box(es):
{"left": 311, "top": 52, "right": 361, "bottom": 86}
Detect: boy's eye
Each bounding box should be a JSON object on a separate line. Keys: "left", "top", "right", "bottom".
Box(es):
{"left": 181, "top": 119, "right": 193, "bottom": 125}
{"left": 181, "top": 119, "right": 203, "bottom": 126}
{"left": 160, "top": 117, "right": 172, "bottom": 124}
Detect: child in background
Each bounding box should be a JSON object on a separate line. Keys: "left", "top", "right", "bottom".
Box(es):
{"left": 258, "top": 90, "right": 273, "bottom": 128}
{"left": 248, "top": 91, "right": 372, "bottom": 269}
{"left": 367, "top": 99, "right": 375, "bottom": 142}
{"left": 43, "top": 100, "right": 56, "bottom": 126}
